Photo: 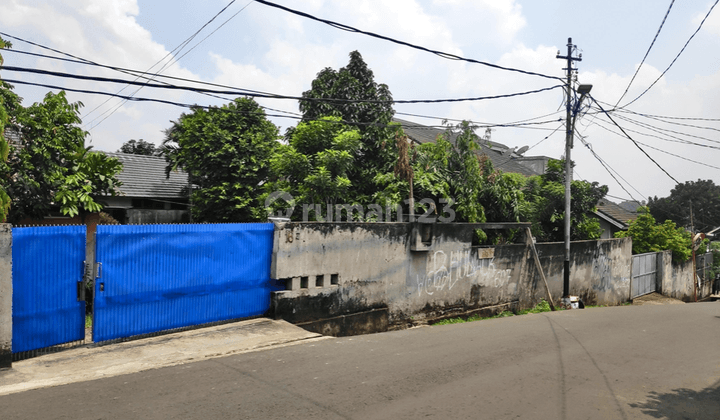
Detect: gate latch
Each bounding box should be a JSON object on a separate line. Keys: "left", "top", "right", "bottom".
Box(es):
{"left": 77, "top": 261, "right": 102, "bottom": 302}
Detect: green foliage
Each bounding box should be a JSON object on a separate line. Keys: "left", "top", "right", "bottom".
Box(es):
{"left": 433, "top": 300, "right": 553, "bottom": 325}
{"left": 299, "top": 51, "right": 399, "bottom": 199}
{"left": 0, "top": 90, "right": 123, "bottom": 222}
{"left": 648, "top": 179, "right": 720, "bottom": 233}
{"left": 118, "top": 139, "right": 160, "bottom": 156}
{"left": 614, "top": 207, "right": 692, "bottom": 263}
{"left": 413, "top": 121, "right": 487, "bottom": 224}
{"left": 163, "top": 98, "right": 279, "bottom": 222}
{"left": 0, "top": 36, "right": 12, "bottom": 222}
{"left": 525, "top": 159, "right": 608, "bottom": 242}
{"left": 266, "top": 116, "right": 361, "bottom": 219}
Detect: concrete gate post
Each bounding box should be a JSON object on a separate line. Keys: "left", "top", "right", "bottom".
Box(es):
{"left": 0, "top": 224, "right": 12, "bottom": 369}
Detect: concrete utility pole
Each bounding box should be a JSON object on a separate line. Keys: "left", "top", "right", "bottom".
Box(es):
{"left": 556, "top": 38, "right": 582, "bottom": 300}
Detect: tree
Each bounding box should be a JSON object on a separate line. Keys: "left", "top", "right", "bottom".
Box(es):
{"left": 118, "top": 139, "right": 160, "bottom": 156}
{"left": 299, "top": 51, "right": 399, "bottom": 199}
{"left": 373, "top": 120, "right": 531, "bottom": 240}
{"left": 615, "top": 207, "right": 692, "bottom": 263}
{"left": 412, "top": 120, "right": 487, "bottom": 224}
{"left": 266, "top": 116, "right": 361, "bottom": 220}
{"left": 163, "top": 98, "right": 279, "bottom": 222}
{"left": 0, "top": 36, "right": 13, "bottom": 222}
{"left": 525, "top": 159, "right": 608, "bottom": 242}
{"left": 0, "top": 89, "right": 123, "bottom": 222}
{"left": 648, "top": 179, "right": 720, "bottom": 233}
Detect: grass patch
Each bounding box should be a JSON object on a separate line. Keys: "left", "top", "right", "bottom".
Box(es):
{"left": 85, "top": 315, "right": 92, "bottom": 329}
{"left": 434, "top": 299, "right": 553, "bottom": 326}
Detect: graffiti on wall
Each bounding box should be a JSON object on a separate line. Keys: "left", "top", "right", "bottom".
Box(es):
{"left": 592, "top": 250, "right": 630, "bottom": 292}
{"left": 416, "top": 249, "right": 512, "bottom": 296}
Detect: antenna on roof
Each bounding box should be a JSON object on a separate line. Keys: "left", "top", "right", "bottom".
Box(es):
{"left": 516, "top": 145, "right": 529, "bottom": 156}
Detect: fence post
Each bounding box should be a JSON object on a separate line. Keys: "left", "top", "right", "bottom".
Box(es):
{"left": 0, "top": 224, "right": 12, "bottom": 369}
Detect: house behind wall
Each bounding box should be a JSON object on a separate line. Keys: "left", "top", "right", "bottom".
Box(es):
{"left": 102, "top": 153, "right": 190, "bottom": 224}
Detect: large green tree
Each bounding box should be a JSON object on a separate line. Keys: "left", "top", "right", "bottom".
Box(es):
{"left": 648, "top": 179, "right": 720, "bottom": 233}
{"left": 615, "top": 207, "right": 692, "bottom": 263}
{"left": 163, "top": 97, "right": 279, "bottom": 222}
{"left": 266, "top": 116, "right": 361, "bottom": 220}
{"left": 525, "top": 159, "right": 608, "bottom": 242}
{"left": 299, "top": 51, "right": 398, "bottom": 200}
{"left": 0, "top": 89, "right": 123, "bottom": 222}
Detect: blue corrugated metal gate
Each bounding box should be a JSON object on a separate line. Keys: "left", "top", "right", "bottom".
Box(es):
{"left": 93, "top": 223, "right": 275, "bottom": 343}
{"left": 12, "top": 226, "right": 86, "bottom": 353}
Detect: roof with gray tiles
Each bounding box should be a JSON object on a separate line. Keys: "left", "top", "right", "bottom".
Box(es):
{"left": 393, "top": 118, "right": 541, "bottom": 176}
{"left": 105, "top": 152, "right": 189, "bottom": 199}
{"left": 595, "top": 199, "right": 638, "bottom": 228}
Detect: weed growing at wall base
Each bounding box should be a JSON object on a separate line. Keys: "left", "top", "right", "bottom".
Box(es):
{"left": 434, "top": 300, "right": 553, "bottom": 325}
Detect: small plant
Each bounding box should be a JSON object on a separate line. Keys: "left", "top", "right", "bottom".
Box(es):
{"left": 433, "top": 300, "right": 552, "bottom": 326}
{"left": 85, "top": 315, "right": 92, "bottom": 329}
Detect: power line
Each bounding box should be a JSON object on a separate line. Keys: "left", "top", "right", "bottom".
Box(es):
{"left": 591, "top": 118, "right": 720, "bottom": 171}
{"left": 613, "top": 0, "right": 676, "bottom": 107}
{"left": 610, "top": 112, "right": 720, "bottom": 149}
{"left": 3, "top": 36, "right": 566, "bottom": 126}
{"left": 614, "top": 110, "right": 720, "bottom": 122}
{"left": 592, "top": 96, "right": 679, "bottom": 184}
{"left": 573, "top": 126, "right": 645, "bottom": 202}
{"left": 606, "top": 193, "right": 643, "bottom": 204}
{"left": 1, "top": 43, "right": 274, "bottom": 96}
{"left": 621, "top": 0, "right": 719, "bottom": 108}
{"left": 527, "top": 122, "right": 564, "bottom": 151}
{"left": 395, "top": 109, "right": 564, "bottom": 126}
{"left": 84, "top": 0, "right": 246, "bottom": 129}
{"left": 3, "top": 77, "right": 563, "bottom": 134}
{"left": 612, "top": 107, "right": 720, "bottom": 133}
{"left": 1, "top": 66, "right": 563, "bottom": 104}
{"left": 252, "top": 0, "right": 563, "bottom": 82}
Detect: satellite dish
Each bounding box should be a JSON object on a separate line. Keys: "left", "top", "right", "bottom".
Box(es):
{"left": 516, "top": 145, "right": 529, "bottom": 156}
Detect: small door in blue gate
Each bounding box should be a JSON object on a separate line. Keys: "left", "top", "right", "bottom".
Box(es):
{"left": 93, "top": 223, "right": 275, "bottom": 342}
{"left": 12, "top": 225, "right": 87, "bottom": 353}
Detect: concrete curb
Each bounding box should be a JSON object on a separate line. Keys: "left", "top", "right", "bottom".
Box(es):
{"left": 0, "top": 318, "right": 326, "bottom": 396}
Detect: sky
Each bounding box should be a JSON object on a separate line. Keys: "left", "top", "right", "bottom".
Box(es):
{"left": 1, "top": 0, "right": 719, "bottom": 203}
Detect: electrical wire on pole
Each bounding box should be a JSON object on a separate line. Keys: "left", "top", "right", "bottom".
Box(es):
{"left": 556, "top": 38, "right": 583, "bottom": 302}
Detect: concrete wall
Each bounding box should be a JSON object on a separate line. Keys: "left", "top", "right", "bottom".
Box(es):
{"left": 660, "top": 251, "right": 715, "bottom": 301}
{"left": 0, "top": 224, "right": 12, "bottom": 369}
{"left": 270, "top": 222, "right": 633, "bottom": 334}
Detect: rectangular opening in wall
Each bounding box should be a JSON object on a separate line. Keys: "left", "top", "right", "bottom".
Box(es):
{"left": 315, "top": 275, "right": 323, "bottom": 288}
{"left": 421, "top": 224, "right": 433, "bottom": 245}
{"left": 282, "top": 278, "right": 292, "bottom": 291}
{"left": 331, "top": 273, "right": 339, "bottom": 285}
{"left": 300, "top": 276, "right": 309, "bottom": 289}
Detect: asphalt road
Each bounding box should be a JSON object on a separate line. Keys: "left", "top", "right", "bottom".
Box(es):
{"left": 1, "top": 302, "right": 719, "bottom": 419}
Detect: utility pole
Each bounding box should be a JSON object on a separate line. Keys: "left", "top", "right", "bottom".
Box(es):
{"left": 556, "top": 38, "right": 583, "bottom": 301}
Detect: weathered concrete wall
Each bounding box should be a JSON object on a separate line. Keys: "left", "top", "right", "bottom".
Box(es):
{"left": 271, "top": 222, "right": 633, "bottom": 334}
{"left": 528, "top": 237, "right": 633, "bottom": 307}
{"left": 0, "top": 224, "right": 12, "bottom": 369}
{"left": 661, "top": 251, "right": 714, "bottom": 301}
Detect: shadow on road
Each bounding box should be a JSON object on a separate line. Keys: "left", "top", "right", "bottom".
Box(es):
{"left": 629, "top": 380, "right": 720, "bottom": 419}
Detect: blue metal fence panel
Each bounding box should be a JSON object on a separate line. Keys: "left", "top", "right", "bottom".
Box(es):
{"left": 12, "top": 226, "right": 86, "bottom": 353}
{"left": 93, "top": 223, "right": 275, "bottom": 342}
